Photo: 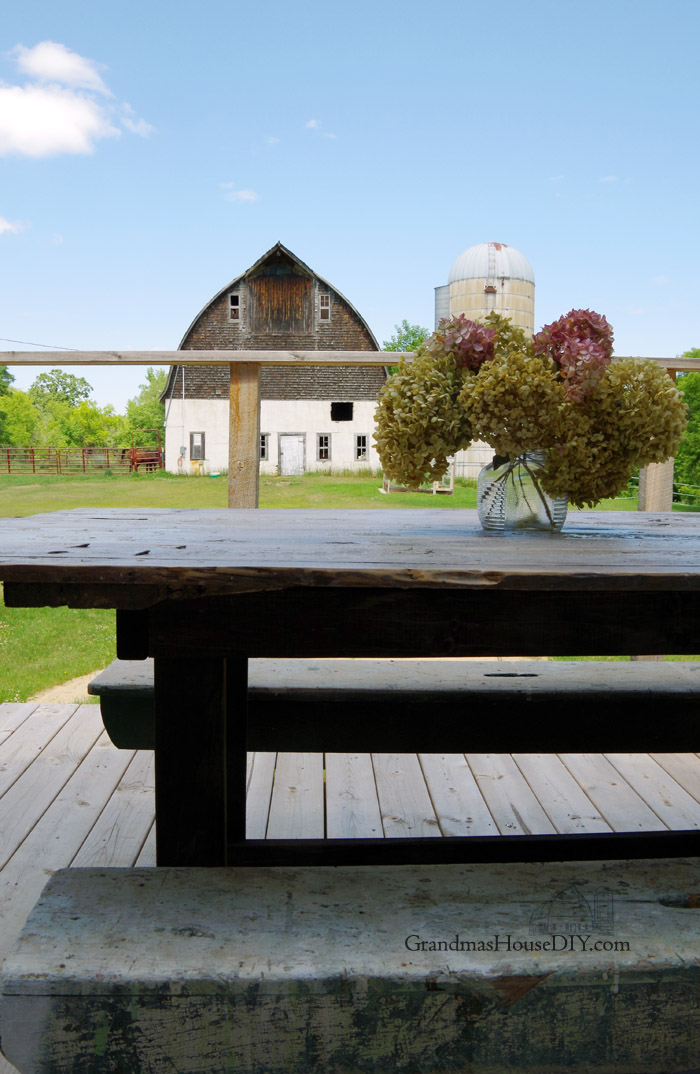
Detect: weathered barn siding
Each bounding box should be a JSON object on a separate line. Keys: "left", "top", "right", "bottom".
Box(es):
{"left": 162, "top": 243, "right": 383, "bottom": 474}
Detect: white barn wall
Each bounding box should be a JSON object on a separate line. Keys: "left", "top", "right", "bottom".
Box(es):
{"left": 164, "top": 399, "right": 380, "bottom": 474}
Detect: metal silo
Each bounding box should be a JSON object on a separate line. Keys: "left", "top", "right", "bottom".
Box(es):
{"left": 435, "top": 241, "right": 535, "bottom": 336}
{"left": 436, "top": 242, "right": 536, "bottom": 478}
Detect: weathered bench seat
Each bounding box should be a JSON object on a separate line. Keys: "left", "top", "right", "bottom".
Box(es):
{"left": 3, "top": 861, "right": 700, "bottom": 1073}
{"left": 89, "top": 657, "right": 700, "bottom": 753}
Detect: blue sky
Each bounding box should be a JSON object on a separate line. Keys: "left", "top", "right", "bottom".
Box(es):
{"left": 1, "top": 0, "right": 698, "bottom": 411}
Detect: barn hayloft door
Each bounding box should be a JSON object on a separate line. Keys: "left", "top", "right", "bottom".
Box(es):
{"left": 279, "top": 434, "right": 305, "bottom": 476}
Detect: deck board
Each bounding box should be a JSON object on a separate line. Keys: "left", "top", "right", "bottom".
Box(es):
{"left": 373, "top": 753, "right": 441, "bottom": 838}
{"left": 266, "top": 752, "right": 325, "bottom": 839}
{"left": 605, "top": 752, "right": 700, "bottom": 830}
{"left": 325, "top": 753, "right": 383, "bottom": 839}
{"left": 465, "top": 752, "right": 558, "bottom": 835}
{"left": 560, "top": 752, "right": 668, "bottom": 832}
{"left": 3, "top": 700, "right": 700, "bottom": 1074}
{"left": 418, "top": 753, "right": 498, "bottom": 838}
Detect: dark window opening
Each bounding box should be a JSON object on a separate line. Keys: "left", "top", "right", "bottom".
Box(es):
{"left": 260, "top": 434, "right": 269, "bottom": 461}
{"left": 317, "top": 434, "right": 331, "bottom": 461}
{"left": 331, "top": 402, "right": 353, "bottom": 422}
{"left": 229, "top": 293, "right": 240, "bottom": 321}
{"left": 355, "top": 434, "right": 368, "bottom": 461}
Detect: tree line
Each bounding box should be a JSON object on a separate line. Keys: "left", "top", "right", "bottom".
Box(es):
{"left": 0, "top": 367, "right": 167, "bottom": 448}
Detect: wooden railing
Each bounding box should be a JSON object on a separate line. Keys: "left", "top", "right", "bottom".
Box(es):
{"left": 2, "top": 349, "right": 695, "bottom": 508}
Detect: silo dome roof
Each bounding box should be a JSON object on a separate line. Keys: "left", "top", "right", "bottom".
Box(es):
{"left": 448, "top": 242, "right": 535, "bottom": 285}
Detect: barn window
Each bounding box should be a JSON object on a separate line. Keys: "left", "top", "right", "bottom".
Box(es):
{"left": 331, "top": 402, "right": 353, "bottom": 421}
{"left": 317, "top": 434, "right": 331, "bottom": 461}
{"left": 355, "top": 435, "right": 368, "bottom": 461}
{"left": 260, "top": 433, "right": 269, "bottom": 461}
{"left": 229, "top": 293, "right": 241, "bottom": 322}
{"left": 190, "top": 432, "right": 205, "bottom": 460}
{"left": 319, "top": 293, "right": 331, "bottom": 321}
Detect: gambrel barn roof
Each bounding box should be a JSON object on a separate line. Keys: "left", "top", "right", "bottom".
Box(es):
{"left": 162, "top": 242, "right": 384, "bottom": 402}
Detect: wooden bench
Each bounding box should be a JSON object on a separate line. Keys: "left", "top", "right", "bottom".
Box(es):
{"left": 3, "top": 861, "right": 700, "bottom": 1073}
{"left": 88, "top": 657, "right": 700, "bottom": 753}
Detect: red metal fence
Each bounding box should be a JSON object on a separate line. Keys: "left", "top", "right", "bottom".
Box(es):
{"left": 1, "top": 446, "right": 163, "bottom": 475}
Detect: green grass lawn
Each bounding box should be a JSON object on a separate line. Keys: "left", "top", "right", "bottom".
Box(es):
{"left": 0, "top": 468, "right": 640, "bottom": 516}
{"left": 0, "top": 593, "right": 115, "bottom": 702}
{"left": 0, "top": 470, "right": 687, "bottom": 701}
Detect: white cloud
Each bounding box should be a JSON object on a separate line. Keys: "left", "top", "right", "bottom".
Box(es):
{"left": 305, "top": 118, "right": 336, "bottom": 139}
{"left": 266, "top": 136, "right": 280, "bottom": 146}
{"left": 600, "top": 174, "right": 619, "bottom": 183}
{"left": 0, "top": 216, "right": 25, "bottom": 236}
{"left": 224, "top": 188, "right": 259, "bottom": 203}
{"left": 10, "top": 41, "right": 111, "bottom": 95}
{"left": 0, "top": 83, "right": 118, "bottom": 157}
{"left": 0, "top": 41, "right": 152, "bottom": 157}
{"left": 652, "top": 274, "right": 671, "bottom": 286}
{"left": 121, "top": 103, "right": 154, "bottom": 138}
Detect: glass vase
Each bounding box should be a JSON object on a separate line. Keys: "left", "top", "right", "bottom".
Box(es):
{"left": 477, "top": 451, "right": 568, "bottom": 533}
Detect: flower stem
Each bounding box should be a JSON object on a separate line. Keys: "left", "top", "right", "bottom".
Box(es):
{"left": 517, "top": 455, "right": 555, "bottom": 528}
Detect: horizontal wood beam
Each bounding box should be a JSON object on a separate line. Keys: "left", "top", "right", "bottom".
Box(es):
{"left": 0, "top": 350, "right": 396, "bottom": 366}
{"left": 1, "top": 350, "right": 698, "bottom": 371}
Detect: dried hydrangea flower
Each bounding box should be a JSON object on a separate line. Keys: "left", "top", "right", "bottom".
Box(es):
{"left": 373, "top": 346, "right": 472, "bottom": 487}
{"left": 461, "top": 349, "right": 566, "bottom": 459}
{"left": 533, "top": 309, "right": 614, "bottom": 401}
{"left": 541, "top": 358, "right": 687, "bottom": 507}
{"left": 374, "top": 307, "right": 687, "bottom": 509}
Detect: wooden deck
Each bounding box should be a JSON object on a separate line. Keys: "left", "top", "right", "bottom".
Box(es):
{"left": 2, "top": 699, "right": 700, "bottom": 1072}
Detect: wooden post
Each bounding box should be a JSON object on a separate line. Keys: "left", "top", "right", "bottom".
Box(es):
{"left": 638, "top": 371, "right": 678, "bottom": 513}
{"left": 638, "top": 459, "right": 675, "bottom": 512}
{"left": 228, "top": 362, "right": 261, "bottom": 508}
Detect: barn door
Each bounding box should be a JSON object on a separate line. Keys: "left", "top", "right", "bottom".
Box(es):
{"left": 279, "top": 434, "right": 305, "bottom": 475}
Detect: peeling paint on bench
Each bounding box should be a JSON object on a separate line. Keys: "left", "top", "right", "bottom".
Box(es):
{"left": 2, "top": 860, "right": 700, "bottom": 1072}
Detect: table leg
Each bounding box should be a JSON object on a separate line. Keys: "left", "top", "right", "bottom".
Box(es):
{"left": 226, "top": 657, "right": 248, "bottom": 857}
{"left": 154, "top": 655, "right": 247, "bottom": 866}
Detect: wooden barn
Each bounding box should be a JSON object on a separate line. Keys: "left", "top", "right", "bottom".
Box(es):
{"left": 161, "top": 242, "right": 384, "bottom": 475}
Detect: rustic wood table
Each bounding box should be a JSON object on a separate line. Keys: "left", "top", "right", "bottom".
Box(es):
{"left": 2, "top": 506, "right": 700, "bottom": 867}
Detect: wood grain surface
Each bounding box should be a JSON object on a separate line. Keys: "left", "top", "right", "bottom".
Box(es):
{"left": 1, "top": 508, "right": 700, "bottom": 595}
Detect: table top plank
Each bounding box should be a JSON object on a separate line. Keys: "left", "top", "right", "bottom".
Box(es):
{"left": 1, "top": 508, "right": 700, "bottom": 595}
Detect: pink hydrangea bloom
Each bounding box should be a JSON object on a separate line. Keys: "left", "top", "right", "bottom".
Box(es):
{"left": 439, "top": 315, "right": 496, "bottom": 371}
{"left": 533, "top": 309, "right": 614, "bottom": 401}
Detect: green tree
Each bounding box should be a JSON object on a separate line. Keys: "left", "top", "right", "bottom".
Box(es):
{"left": 675, "top": 351, "right": 700, "bottom": 486}
{"left": 65, "top": 400, "right": 130, "bottom": 447}
{"left": 0, "top": 391, "right": 41, "bottom": 445}
{"left": 0, "top": 366, "right": 13, "bottom": 396}
{"left": 125, "top": 368, "right": 167, "bottom": 445}
{"left": 29, "top": 369, "right": 93, "bottom": 407}
{"left": 383, "top": 320, "right": 430, "bottom": 352}
{"left": 0, "top": 367, "right": 14, "bottom": 442}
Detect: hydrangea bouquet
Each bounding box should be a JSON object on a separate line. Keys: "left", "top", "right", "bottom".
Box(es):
{"left": 374, "top": 310, "right": 687, "bottom": 519}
